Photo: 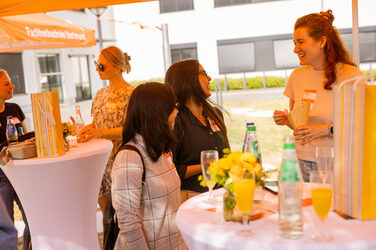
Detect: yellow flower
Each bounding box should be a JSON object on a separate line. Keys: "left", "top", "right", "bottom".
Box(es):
{"left": 227, "top": 151, "right": 243, "bottom": 164}
{"left": 218, "top": 158, "right": 232, "bottom": 170}
{"left": 241, "top": 152, "right": 256, "bottom": 163}
{"left": 254, "top": 163, "right": 263, "bottom": 174}
{"left": 229, "top": 163, "right": 245, "bottom": 180}
{"left": 242, "top": 161, "right": 255, "bottom": 173}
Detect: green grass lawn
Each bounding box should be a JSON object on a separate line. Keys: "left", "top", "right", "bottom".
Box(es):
{"left": 14, "top": 99, "right": 291, "bottom": 225}
{"left": 223, "top": 99, "right": 291, "bottom": 170}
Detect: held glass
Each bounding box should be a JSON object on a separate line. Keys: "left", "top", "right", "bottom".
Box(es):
{"left": 310, "top": 170, "right": 334, "bottom": 242}
{"left": 200, "top": 150, "right": 219, "bottom": 203}
{"left": 233, "top": 171, "right": 256, "bottom": 236}
{"left": 315, "top": 146, "right": 334, "bottom": 184}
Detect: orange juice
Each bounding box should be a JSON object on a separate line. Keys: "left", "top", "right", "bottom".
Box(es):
{"left": 312, "top": 188, "right": 333, "bottom": 220}
{"left": 233, "top": 178, "right": 256, "bottom": 213}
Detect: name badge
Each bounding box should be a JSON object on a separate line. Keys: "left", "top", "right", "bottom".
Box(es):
{"left": 302, "top": 89, "right": 317, "bottom": 104}
{"left": 208, "top": 118, "right": 220, "bottom": 132}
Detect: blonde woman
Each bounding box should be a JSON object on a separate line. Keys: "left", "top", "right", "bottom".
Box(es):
{"left": 78, "top": 46, "right": 134, "bottom": 212}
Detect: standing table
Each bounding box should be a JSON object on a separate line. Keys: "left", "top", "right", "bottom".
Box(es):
{"left": 2, "top": 139, "right": 112, "bottom": 250}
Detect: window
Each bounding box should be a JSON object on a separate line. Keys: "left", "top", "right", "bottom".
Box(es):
{"left": 0, "top": 53, "right": 25, "bottom": 94}
{"left": 71, "top": 56, "right": 91, "bottom": 102}
{"left": 214, "top": 0, "right": 280, "bottom": 8}
{"left": 342, "top": 31, "right": 376, "bottom": 62}
{"left": 160, "top": 0, "right": 193, "bottom": 13}
{"left": 217, "top": 42, "right": 255, "bottom": 73}
{"left": 171, "top": 43, "right": 197, "bottom": 64}
{"left": 273, "top": 39, "right": 299, "bottom": 69}
{"left": 38, "top": 54, "right": 64, "bottom": 101}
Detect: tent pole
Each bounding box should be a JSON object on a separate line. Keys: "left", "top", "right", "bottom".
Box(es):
{"left": 352, "top": 0, "right": 360, "bottom": 66}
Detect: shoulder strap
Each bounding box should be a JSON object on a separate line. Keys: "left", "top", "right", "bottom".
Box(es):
{"left": 117, "top": 144, "right": 146, "bottom": 185}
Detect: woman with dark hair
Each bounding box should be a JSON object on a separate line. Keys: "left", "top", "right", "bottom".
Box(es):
{"left": 111, "top": 82, "right": 182, "bottom": 249}
{"left": 165, "top": 59, "right": 229, "bottom": 200}
{"left": 273, "top": 10, "right": 362, "bottom": 181}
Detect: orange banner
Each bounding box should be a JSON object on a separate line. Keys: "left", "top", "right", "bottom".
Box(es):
{"left": 0, "top": 0, "right": 157, "bottom": 17}
{"left": 0, "top": 13, "right": 96, "bottom": 52}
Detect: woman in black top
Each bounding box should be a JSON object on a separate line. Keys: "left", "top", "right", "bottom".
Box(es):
{"left": 165, "top": 59, "right": 229, "bottom": 197}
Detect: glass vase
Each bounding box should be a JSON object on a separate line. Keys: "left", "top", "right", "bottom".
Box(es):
{"left": 223, "top": 188, "right": 252, "bottom": 222}
{"left": 63, "top": 136, "right": 70, "bottom": 151}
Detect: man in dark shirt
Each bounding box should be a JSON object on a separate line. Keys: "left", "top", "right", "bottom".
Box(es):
{"left": 0, "top": 69, "right": 31, "bottom": 250}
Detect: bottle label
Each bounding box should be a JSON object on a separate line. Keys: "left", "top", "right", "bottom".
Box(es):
{"left": 280, "top": 160, "right": 300, "bottom": 182}
{"left": 252, "top": 141, "right": 261, "bottom": 159}
{"left": 7, "top": 124, "right": 16, "bottom": 133}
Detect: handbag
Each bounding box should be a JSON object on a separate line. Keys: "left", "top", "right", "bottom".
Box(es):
{"left": 333, "top": 75, "right": 376, "bottom": 220}
{"left": 102, "top": 144, "right": 145, "bottom": 250}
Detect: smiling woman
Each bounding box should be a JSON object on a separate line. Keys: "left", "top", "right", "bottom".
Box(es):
{"left": 272, "top": 10, "right": 363, "bottom": 182}
{"left": 165, "top": 59, "right": 230, "bottom": 201}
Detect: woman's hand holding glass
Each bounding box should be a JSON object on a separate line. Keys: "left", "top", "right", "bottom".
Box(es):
{"left": 233, "top": 171, "right": 256, "bottom": 236}
{"left": 200, "top": 150, "right": 219, "bottom": 204}
{"left": 77, "top": 123, "right": 102, "bottom": 143}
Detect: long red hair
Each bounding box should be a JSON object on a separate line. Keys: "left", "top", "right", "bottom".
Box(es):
{"left": 294, "top": 10, "right": 356, "bottom": 90}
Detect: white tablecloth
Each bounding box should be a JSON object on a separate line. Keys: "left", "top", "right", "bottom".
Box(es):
{"left": 2, "top": 139, "right": 112, "bottom": 250}
{"left": 176, "top": 188, "right": 376, "bottom": 250}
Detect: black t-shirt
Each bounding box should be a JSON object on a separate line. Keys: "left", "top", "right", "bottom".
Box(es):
{"left": 0, "top": 103, "right": 25, "bottom": 144}
{"left": 172, "top": 105, "right": 227, "bottom": 192}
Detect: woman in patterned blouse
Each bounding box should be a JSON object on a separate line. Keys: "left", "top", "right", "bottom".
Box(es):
{"left": 112, "top": 82, "right": 182, "bottom": 250}
{"left": 77, "top": 46, "right": 134, "bottom": 213}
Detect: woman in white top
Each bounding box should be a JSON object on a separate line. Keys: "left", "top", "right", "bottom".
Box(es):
{"left": 112, "top": 82, "right": 182, "bottom": 250}
{"left": 273, "top": 10, "right": 362, "bottom": 181}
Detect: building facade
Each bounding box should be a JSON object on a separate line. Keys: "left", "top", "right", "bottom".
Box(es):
{"left": 113, "top": 0, "right": 376, "bottom": 81}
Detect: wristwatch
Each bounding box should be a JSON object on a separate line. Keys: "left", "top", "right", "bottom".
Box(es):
{"left": 329, "top": 125, "right": 334, "bottom": 135}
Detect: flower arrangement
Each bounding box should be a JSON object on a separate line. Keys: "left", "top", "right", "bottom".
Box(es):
{"left": 199, "top": 149, "right": 268, "bottom": 192}
{"left": 62, "top": 122, "right": 74, "bottom": 138}
{"left": 199, "top": 149, "right": 274, "bottom": 221}
{"left": 62, "top": 122, "right": 74, "bottom": 151}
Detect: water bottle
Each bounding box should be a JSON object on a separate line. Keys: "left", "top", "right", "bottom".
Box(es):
{"left": 278, "top": 135, "right": 303, "bottom": 239}
{"left": 75, "top": 105, "right": 85, "bottom": 143}
{"left": 6, "top": 116, "right": 18, "bottom": 143}
{"left": 242, "top": 122, "right": 262, "bottom": 164}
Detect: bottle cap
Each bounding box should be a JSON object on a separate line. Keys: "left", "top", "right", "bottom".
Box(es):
{"left": 75, "top": 104, "right": 80, "bottom": 109}
{"left": 247, "top": 125, "right": 256, "bottom": 131}
{"left": 246, "top": 122, "right": 254, "bottom": 127}
{"left": 6, "top": 116, "right": 12, "bottom": 120}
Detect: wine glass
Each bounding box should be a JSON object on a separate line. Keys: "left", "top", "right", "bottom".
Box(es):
{"left": 310, "top": 170, "right": 334, "bottom": 242}
{"left": 200, "top": 150, "right": 219, "bottom": 204}
{"left": 233, "top": 171, "right": 256, "bottom": 236}
{"left": 315, "top": 146, "right": 334, "bottom": 184}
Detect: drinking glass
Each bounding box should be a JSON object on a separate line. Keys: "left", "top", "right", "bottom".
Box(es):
{"left": 233, "top": 171, "right": 256, "bottom": 236}
{"left": 315, "top": 146, "right": 334, "bottom": 184}
{"left": 200, "top": 150, "right": 219, "bottom": 204}
{"left": 310, "top": 170, "right": 334, "bottom": 242}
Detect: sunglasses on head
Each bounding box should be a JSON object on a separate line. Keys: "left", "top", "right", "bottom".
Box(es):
{"left": 94, "top": 60, "right": 104, "bottom": 72}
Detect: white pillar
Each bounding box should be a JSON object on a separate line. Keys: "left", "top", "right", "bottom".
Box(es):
{"left": 352, "top": 0, "right": 360, "bottom": 66}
